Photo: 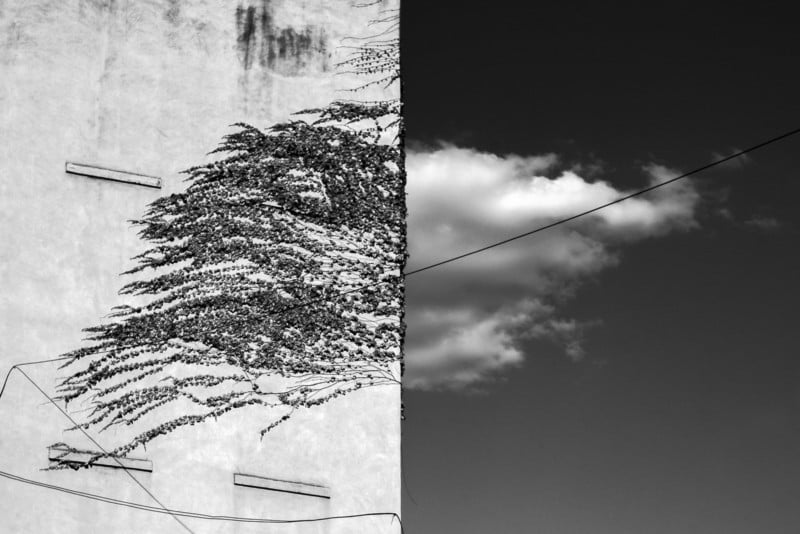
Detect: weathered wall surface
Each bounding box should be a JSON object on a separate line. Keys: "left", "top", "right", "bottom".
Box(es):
{"left": 0, "top": 1, "right": 400, "bottom": 532}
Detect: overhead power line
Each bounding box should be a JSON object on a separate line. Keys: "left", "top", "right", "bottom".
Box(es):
{"left": 404, "top": 126, "right": 800, "bottom": 276}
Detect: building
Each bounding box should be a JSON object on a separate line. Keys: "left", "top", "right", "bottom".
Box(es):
{"left": 0, "top": 1, "right": 401, "bottom": 532}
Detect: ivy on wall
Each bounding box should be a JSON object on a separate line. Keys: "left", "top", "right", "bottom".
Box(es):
{"left": 55, "top": 2, "right": 403, "bottom": 460}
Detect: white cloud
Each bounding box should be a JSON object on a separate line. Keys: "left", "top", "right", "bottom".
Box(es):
{"left": 405, "top": 145, "right": 700, "bottom": 390}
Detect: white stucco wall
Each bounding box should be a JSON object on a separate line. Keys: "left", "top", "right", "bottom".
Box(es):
{"left": 0, "top": 1, "right": 401, "bottom": 532}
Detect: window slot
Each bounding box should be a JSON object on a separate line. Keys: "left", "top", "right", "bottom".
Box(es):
{"left": 233, "top": 472, "right": 330, "bottom": 499}
{"left": 65, "top": 162, "right": 161, "bottom": 189}
{"left": 48, "top": 445, "right": 153, "bottom": 473}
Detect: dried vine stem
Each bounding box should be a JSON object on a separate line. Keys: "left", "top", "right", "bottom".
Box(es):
{"left": 337, "top": 7, "right": 399, "bottom": 91}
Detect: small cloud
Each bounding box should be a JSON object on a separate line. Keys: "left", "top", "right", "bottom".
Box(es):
{"left": 744, "top": 215, "right": 781, "bottom": 231}
{"left": 710, "top": 148, "right": 752, "bottom": 171}
{"left": 716, "top": 207, "right": 734, "bottom": 220}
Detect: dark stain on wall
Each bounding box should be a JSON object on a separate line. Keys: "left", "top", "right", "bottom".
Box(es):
{"left": 260, "top": 4, "right": 275, "bottom": 66}
{"left": 86, "top": 0, "right": 116, "bottom": 11}
{"left": 236, "top": 5, "right": 258, "bottom": 70}
{"left": 76, "top": 0, "right": 116, "bottom": 16}
{"left": 164, "top": 0, "right": 181, "bottom": 25}
{"left": 235, "top": 0, "right": 328, "bottom": 75}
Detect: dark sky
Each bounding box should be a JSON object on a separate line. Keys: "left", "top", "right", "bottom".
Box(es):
{"left": 401, "top": 3, "right": 800, "bottom": 533}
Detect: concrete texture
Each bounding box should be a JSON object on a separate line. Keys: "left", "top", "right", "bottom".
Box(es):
{"left": 0, "top": 1, "right": 401, "bottom": 532}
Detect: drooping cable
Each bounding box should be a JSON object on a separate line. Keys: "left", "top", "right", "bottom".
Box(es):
{"left": 0, "top": 358, "right": 402, "bottom": 531}
{"left": 14, "top": 367, "right": 196, "bottom": 534}
{"left": 0, "top": 468, "right": 401, "bottom": 528}
{"left": 404, "top": 127, "right": 800, "bottom": 276}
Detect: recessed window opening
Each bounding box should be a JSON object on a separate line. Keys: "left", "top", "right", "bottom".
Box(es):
{"left": 233, "top": 472, "right": 330, "bottom": 499}
{"left": 65, "top": 162, "right": 161, "bottom": 189}
{"left": 47, "top": 445, "right": 153, "bottom": 473}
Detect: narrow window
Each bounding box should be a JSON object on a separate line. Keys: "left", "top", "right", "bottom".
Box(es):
{"left": 48, "top": 445, "right": 153, "bottom": 473}
{"left": 65, "top": 162, "right": 161, "bottom": 189}
{"left": 233, "top": 472, "right": 330, "bottom": 499}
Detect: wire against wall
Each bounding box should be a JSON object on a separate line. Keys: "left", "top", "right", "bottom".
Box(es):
{"left": 0, "top": 468, "right": 403, "bottom": 530}
{"left": 0, "top": 357, "right": 404, "bottom": 532}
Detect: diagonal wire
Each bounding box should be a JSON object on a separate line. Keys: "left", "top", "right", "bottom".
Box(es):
{"left": 404, "top": 126, "right": 800, "bottom": 276}
{"left": 14, "top": 368, "right": 196, "bottom": 534}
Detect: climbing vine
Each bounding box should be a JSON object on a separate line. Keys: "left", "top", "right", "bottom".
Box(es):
{"left": 54, "top": 2, "right": 402, "bottom": 460}
{"left": 338, "top": 5, "right": 400, "bottom": 92}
